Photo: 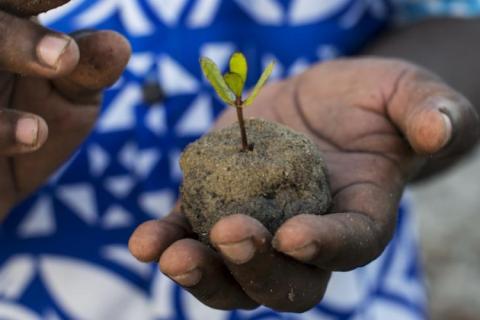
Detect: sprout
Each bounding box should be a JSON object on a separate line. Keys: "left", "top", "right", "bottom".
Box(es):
{"left": 200, "top": 52, "right": 275, "bottom": 151}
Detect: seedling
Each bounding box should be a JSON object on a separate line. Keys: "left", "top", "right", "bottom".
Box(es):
{"left": 182, "top": 56, "right": 330, "bottom": 242}
{"left": 200, "top": 53, "right": 275, "bottom": 151}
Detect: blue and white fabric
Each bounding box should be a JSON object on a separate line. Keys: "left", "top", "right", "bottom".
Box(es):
{"left": 0, "top": 1, "right": 426, "bottom": 319}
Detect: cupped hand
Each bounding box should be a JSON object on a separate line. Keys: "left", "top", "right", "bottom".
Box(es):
{"left": 0, "top": 0, "right": 131, "bottom": 219}
{"left": 129, "top": 58, "right": 479, "bottom": 312}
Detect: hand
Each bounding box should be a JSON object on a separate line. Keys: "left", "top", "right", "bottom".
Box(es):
{"left": 0, "top": 1, "right": 131, "bottom": 219}
{"left": 129, "top": 58, "right": 479, "bottom": 312}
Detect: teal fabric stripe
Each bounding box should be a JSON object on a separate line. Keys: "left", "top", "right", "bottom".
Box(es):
{"left": 394, "top": 0, "right": 480, "bottom": 22}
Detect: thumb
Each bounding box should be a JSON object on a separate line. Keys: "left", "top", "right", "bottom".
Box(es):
{"left": 388, "top": 67, "right": 479, "bottom": 156}
{"left": 0, "top": 109, "right": 48, "bottom": 155}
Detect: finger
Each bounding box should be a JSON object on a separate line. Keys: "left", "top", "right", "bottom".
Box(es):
{"left": 0, "top": 109, "right": 48, "bottom": 155}
{"left": 128, "top": 208, "right": 194, "bottom": 263}
{"left": 296, "top": 59, "right": 479, "bottom": 157}
{"left": 387, "top": 64, "right": 479, "bottom": 155}
{"left": 53, "top": 30, "right": 131, "bottom": 104}
{"left": 274, "top": 181, "right": 400, "bottom": 271}
{"left": 211, "top": 214, "right": 330, "bottom": 312}
{"left": 159, "top": 239, "right": 258, "bottom": 310}
{"left": 0, "top": 0, "right": 71, "bottom": 17}
{"left": 0, "top": 10, "right": 79, "bottom": 76}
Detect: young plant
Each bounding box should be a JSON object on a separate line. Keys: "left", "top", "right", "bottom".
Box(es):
{"left": 200, "top": 52, "right": 275, "bottom": 152}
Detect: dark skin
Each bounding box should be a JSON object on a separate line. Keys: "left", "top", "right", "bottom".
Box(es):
{"left": 1, "top": 1, "right": 479, "bottom": 313}
{"left": 364, "top": 18, "right": 480, "bottom": 180}
{"left": 0, "top": 1, "right": 131, "bottom": 219}
{"left": 129, "top": 59, "right": 479, "bottom": 311}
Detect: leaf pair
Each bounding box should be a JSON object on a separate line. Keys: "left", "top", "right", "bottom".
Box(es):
{"left": 200, "top": 52, "right": 275, "bottom": 107}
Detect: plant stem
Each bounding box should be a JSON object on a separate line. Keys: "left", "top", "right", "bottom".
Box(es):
{"left": 235, "top": 99, "right": 250, "bottom": 152}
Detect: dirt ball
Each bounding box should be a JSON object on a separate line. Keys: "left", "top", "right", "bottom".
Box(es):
{"left": 180, "top": 118, "right": 331, "bottom": 243}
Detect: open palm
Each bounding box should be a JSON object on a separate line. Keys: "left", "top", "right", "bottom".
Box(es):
{"left": 129, "top": 58, "right": 479, "bottom": 311}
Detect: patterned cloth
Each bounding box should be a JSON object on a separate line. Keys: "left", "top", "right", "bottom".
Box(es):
{"left": 0, "top": 1, "right": 426, "bottom": 319}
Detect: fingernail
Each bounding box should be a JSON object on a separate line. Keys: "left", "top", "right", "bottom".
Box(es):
{"left": 170, "top": 269, "right": 202, "bottom": 287}
{"left": 440, "top": 113, "right": 453, "bottom": 148}
{"left": 218, "top": 239, "right": 255, "bottom": 264}
{"left": 16, "top": 117, "right": 38, "bottom": 146}
{"left": 37, "top": 35, "right": 71, "bottom": 69}
{"left": 284, "top": 243, "right": 318, "bottom": 262}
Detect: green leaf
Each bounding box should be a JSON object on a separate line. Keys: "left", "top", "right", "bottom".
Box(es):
{"left": 229, "top": 52, "right": 248, "bottom": 83}
{"left": 243, "top": 61, "right": 275, "bottom": 107}
{"left": 224, "top": 72, "right": 244, "bottom": 97}
{"left": 200, "top": 57, "right": 236, "bottom": 105}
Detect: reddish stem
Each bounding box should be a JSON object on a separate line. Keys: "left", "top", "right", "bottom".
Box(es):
{"left": 235, "top": 98, "right": 250, "bottom": 152}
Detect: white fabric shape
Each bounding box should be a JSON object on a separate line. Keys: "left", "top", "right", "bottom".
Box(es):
{"left": 289, "top": 0, "right": 351, "bottom": 25}
{"left": 139, "top": 190, "right": 175, "bottom": 218}
{"left": 118, "top": 143, "right": 160, "bottom": 179}
{"left": 118, "top": 142, "right": 138, "bottom": 171}
{"left": 0, "top": 256, "right": 35, "bottom": 300}
{"left": 157, "top": 55, "right": 200, "bottom": 95}
{"left": 128, "top": 53, "right": 156, "bottom": 77}
{"left": 358, "top": 245, "right": 385, "bottom": 292}
{"left": 384, "top": 213, "right": 426, "bottom": 306}
{"left": 295, "top": 309, "right": 337, "bottom": 320}
{"left": 175, "top": 94, "right": 213, "bottom": 136}
{"left": 151, "top": 275, "right": 176, "bottom": 318}
{"left": 97, "top": 84, "right": 141, "bottom": 133}
{"left": 168, "top": 149, "right": 183, "bottom": 182}
{"left": 17, "top": 197, "right": 56, "bottom": 238}
{"left": 88, "top": 144, "right": 111, "bottom": 177}
{"left": 135, "top": 149, "right": 161, "bottom": 178}
{"left": 73, "top": 0, "right": 155, "bottom": 36}
{"left": 101, "top": 205, "right": 134, "bottom": 229}
{"left": 233, "top": 0, "right": 284, "bottom": 25}
{"left": 322, "top": 271, "right": 367, "bottom": 310}
{"left": 146, "top": 0, "right": 189, "bottom": 26}
{"left": 182, "top": 290, "right": 228, "bottom": 320}
{"left": 104, "top": 176, "right": 136, "bottom": 198}
{"left": 73, "top": 0, "right": 118, "bottom": 29}
{"left": 39, "top": 256, "right": 153, "bottom": 320}
{"left": 145, "top": 106, "right": 168, "bottom": 136}
{"left": 118, "top": 0, "right": 155, "bottom": 36}
{"left": 56, "top": 184, "right": 98, "bottom": 225}
{"left": 43, "top": 309, "right": 62, "bottom": 320}
{"left": 366, "top": 299, "right": 423, "bottom": 320}
{"left": 0, "top": 303, "right": 40, "bottom": 320}
{"left": 187, "top": 0, "right": 223, "bottom": 28}
{"left": 200, "top": 43, "right": 235, "bottom": 72}
{"left": 101, "top": 246, "right": 152, "bottom": 278}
